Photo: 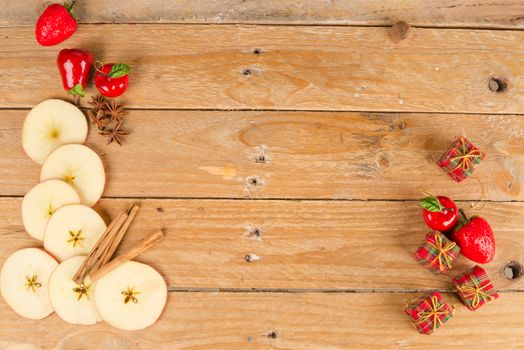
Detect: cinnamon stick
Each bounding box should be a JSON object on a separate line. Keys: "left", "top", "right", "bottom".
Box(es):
{"left": 73, "top": 211, "right": 128, "bottom": 284}
{"left": 97, "top": 203, "right": 140, "bottom": 268}
{"left": 91, "top": 229, "right": 164, "bottom": 282}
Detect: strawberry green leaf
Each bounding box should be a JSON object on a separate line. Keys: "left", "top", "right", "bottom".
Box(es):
{"left": 419, "top": 196, "right": 443, "bottom": 212}
{"left": 67, "top": 83, "right": 85, "bottom": 97}
{"left": 109, "top": 63, "right": 131, "bottom": 78}
{"left": 64, "top": 1, "right": 77, "bottom": 20}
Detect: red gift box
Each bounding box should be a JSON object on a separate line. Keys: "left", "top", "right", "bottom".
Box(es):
{"left": 405, "top": 291, "right": 454, "bottom": 335}
{"left": 413, "top": 231, "right": 460, "bottom": 274}
{"left": 453, "top": 265, "right": 499, "bottom": 311}
{"left": 437, "top": 136, "right": 485, "bottom": 182}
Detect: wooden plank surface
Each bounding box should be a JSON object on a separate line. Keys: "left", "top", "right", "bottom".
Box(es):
{"left": 1, "top": 198, "right": 522, "bottom": 291}
{"left": 1, "top": 110, "right": 523, "bottom": 200}
{"left": 1, "top": 25, "right": 523, "bottom": 112}
{"left": 0, "top": 291, "right": 522, "bottom": 350}
{"left": 2, "top": 0, "right": 524, "bottom": 28}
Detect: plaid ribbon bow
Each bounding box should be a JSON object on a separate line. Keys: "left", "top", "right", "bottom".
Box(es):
{"left": 427, "top": 234, "right": 458, "bottom": 272}
{"left": 457, "top": 279, "right": 494, "bottom": 309}
{"left": 447, "top": 137, "right": 483, "bottom": 174}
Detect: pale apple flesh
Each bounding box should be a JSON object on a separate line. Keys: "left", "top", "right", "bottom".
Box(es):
{"left": 94, "top": 261, "right": 167, "bottom": 330}
{"left": 40, "top": 144, "right": 105, "bottom": 207}
{"left": 44, "top": 204, "right": 107, "bottom": 261}
{"left": 48, "top": 256, "right": 102, "bottom": 325}
{"left": 22, "top": 99, "right": 88, "bottom": 164}
{"left": 22, "top": 179, "right": 81, "bottom": 241}
{"left": 0, "top": 248, "right": 58, "bottom": 319}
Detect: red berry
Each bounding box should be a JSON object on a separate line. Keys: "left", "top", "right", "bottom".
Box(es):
{"left": 57, "top": 49, "right": 94, "bottom": 97}
{"left": 452, "top": 213, "right": 495, "bottom": 264}
{"left": 420, "top": 195, "right": 458, "bottom": 232}
{"left": 95, "top": 63, "right": 131, "bottom": 98}
{"left": 35, "top": 3, "right": 77, "bottom": 46}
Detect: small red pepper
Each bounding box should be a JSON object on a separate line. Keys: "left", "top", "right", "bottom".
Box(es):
{"left": 57, "top": 48, "right": 93, "bottom": 97}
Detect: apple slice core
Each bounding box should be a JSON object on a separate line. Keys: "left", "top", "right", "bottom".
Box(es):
{"left": 22, "top": 179, "right": 81, "bottom": 241}
{"left": 0, "top": 248, "right": 58, "bottom": 319}
{"left": 94, "top": 261, "right": 167, "bottom": 330}
{"left": 44, "top": 204, "right": 106, "bottom": 261}
{"left": 40, "top": 144, "right": 105, "bottom": 206}
{"left": 48, "top": 256, "right": 102, "bottom": 325}
{"left": 22, "top": 99, "right": 88, "bottom": 164}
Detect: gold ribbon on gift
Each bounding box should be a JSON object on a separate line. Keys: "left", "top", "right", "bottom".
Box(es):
{"left": 448, "top": 137, "right": 482, "bottom": 173}
{"left": 427, "top": 233, "right": 457, "bottom": 272}
{"left": 416, "top": 296, "right": 449, "bottom": 332}
{"left": 457, "top": 278, "right": 494, "bottom": 308}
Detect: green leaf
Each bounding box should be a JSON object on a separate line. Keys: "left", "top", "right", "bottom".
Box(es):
{"left": 67, "top": 83, "right": 85, "bottom": 97}
{"left": 109, "top": 63, "right": 131, "bottom": 78}
{"left": 419, "top": 196, "right": 443, "bottom": 212}
{"left": 64, "top": 1, "right": 77, "bottom": 20}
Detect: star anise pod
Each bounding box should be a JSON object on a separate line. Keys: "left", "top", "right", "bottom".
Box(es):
{"left": 88, "top": 94, "right": 108, "bottom": 114}
{"left": 87, "top": 109, "right": 110, "bottom": 130}
{"left": 99, "top": 122, "right": 128, "bottom": 146}
{"left": 104, "top": 100, "right": 127, "bottom": 123}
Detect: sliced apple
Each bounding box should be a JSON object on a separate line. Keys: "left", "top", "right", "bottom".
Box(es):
{"left": 44, "top": 204, "right": 106, "bottom": 261}
{"left": 48, "top": 256, "right": 102, "bottom": 325}
{"left": 0, "top": 248, "right": 58, "bottom": 319}
{"left": 22, "top": 179, "right": 81, "bottom": 241}
{"left": 40, "top": 144, "right": 105, "bottom": 206}
{"left": 94, "top": 261, "right": 167, "bottom": 330}
{"left": 22, "top": 99, "right": 88, "bottom": 164}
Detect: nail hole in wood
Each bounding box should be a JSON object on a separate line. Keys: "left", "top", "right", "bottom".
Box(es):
{"left": 242, "top": 69, "right": 253, "bottom": 76}
{"left": 249, "top": 227, "right": 262, "bottom": 238}
{"left": 247, "top": 177, "right": 259, "bottom": 186}
{"left": 398, "top": 121, "right": 407, "bottom": 130}
{"left": 488, "top": 76, "right": 508, "bottom": 93}
{"left": 253, "top": 48, "right": 261, "bottom": 55}
{"left": 268, "top": 331, "right": 278, "bottom": 339}
{"left": 504, "top": 261, "right": 522, "bottom": 280}
{"left": 255, "top": 155, "right": 266, "bottom": 163}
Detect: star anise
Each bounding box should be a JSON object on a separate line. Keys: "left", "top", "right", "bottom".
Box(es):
{"left": 87, "top": 109, "right": 110, "bottom": 130}
{"left": 99, "top": 122, "right": 128, "bottom": 146}
{"left": 104, "top": 100, "right": 127, "bottom": 123}
{"left": 88, "top": 94, "right": 108, "bottom": 114}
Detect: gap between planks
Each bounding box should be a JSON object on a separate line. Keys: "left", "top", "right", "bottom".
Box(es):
{"left": 2, "top": 195, "right": 524, "bottom": 204}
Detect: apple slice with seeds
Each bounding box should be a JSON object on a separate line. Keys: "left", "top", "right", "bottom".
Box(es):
{"left": 94, "top": 261, "right": 167, "bottom": 330}
{"left": 44, "top": 204, "right": 106, "bottom": 261}
{"left": 48, "top": 256, "right": 102, "bottom": 325}
{"left": 22, "top": 179, "right": 81, "bottom": 241}
{"left": 0, "top": 248, "right": 58, "bottom": 319}
{"left": 22, "top": 99, "right": 88, "bottom": 164}
{"left": 40, "top": 144, "right": 105, "bottom": 206}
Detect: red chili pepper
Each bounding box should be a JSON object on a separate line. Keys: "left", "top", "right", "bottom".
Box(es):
{"left": 57, "top": 48, "right": 93, "bottom": 97}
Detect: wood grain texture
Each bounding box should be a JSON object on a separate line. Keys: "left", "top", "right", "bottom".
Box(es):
{"left": 0, "top": 291, "right": 523, "bottom": 349}
{"left": 2, "top": 0, "right": 524, "bottom": 28}
{"left": 1, "top": 25, "right": 523, "bottom": 112}
{"left": 0, "top": 198, "right": 522, "bottom": 290}
{"left": 1, "top": 110, "right": 523, "bottom": 200}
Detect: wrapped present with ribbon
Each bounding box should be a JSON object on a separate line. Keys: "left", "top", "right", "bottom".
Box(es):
{"left": 453, "top": 265, "right": 499, "bottom": 311}
{"left": 437, "top": 136, "right": 485, "bottom": 183}
{"left": 405, "top": 291, "right": 454, "bottom": 335}
{"left": 413, "top": 231, "right": 460, "bottom": 274}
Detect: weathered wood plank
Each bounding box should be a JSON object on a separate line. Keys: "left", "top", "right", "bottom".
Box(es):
{"left": 0, "top": 291, "right": 522, "bottom": 349}
{"left": 1, "top": 110, "right": 523, "bottom": 201}
{"left": 1, "top": 25, "right": 523, "bottom": 112}
{"left": 0, "top": 198, "right": 522, "bottom": 290}
{"left": 2, "top": 0, "right": 524, "bottom": 28}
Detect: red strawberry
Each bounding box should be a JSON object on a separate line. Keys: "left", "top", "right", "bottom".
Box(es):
{"left": 35, "top": 2, "right": 77, "bottom": 46}
{"left": 452, "top": 210, "right": 495, "bottom": 264}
